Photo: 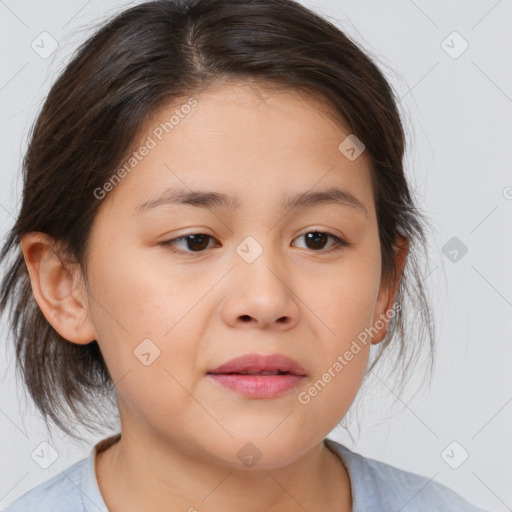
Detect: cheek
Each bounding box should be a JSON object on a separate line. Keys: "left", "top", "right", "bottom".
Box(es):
{"left": 294, "top": 312, "right": 372, "bottom": 439}
{"left": 90, "top": 232, "right": 202, "bottom": 331}
{"left": 299, "top": 247, "right": 380, "bottom": 389}
{"left": 277, "top": 253, "right": 380, "bottom": 433}
{"left": 85, "top": 244, "right": 204, "bottom": 393}
{"left": 86, "top": 257, "right": 205, "bottom": 438}
{"left": 305, "top": 248, "right": 381, "bottom": 342}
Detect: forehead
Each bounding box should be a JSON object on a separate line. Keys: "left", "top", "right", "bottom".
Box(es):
{"left": 101, "top": 80, "right": 374, "bottom": 216}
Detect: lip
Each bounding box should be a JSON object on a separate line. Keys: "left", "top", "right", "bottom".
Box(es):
{"left": 207, "top": 353, "right": 307, "bottom": 399}
{"left": 208, "top": 353, "right": 307, "bottom": 376}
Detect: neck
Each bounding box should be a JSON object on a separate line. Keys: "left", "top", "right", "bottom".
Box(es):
{"left": 95, "top": 430, "right": 352, "bottom": 512}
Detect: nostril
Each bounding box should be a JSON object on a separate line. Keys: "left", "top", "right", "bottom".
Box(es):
{"left": 240, "top": 315, "right": 252, "bottom": 322}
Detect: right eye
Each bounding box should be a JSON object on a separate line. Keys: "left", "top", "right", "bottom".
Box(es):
{"left": 160, "top": 233, "right": 219, "bottom": 253}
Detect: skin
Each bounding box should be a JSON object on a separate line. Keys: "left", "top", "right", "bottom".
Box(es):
{"left": 21, "top": 80, "right": 408, "bottom": 512}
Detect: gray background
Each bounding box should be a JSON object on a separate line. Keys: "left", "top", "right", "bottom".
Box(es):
{"left": 0, "top": 0, "right": 511, "bottom": 510}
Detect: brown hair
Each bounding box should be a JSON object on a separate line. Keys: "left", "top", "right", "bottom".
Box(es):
{"left": 0, "top": 0, "right": 435, "bottom": 441}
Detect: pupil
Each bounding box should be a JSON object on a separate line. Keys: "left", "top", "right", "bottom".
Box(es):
{"left": 187, "top": 234, "right": 209, "bottom": 251}
{"left": 306, "top": 232, "right": 327, "bottom": 250}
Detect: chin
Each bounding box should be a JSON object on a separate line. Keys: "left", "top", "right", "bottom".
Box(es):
{"left": 205, "top": 436, "right": 309, "bottom": 472}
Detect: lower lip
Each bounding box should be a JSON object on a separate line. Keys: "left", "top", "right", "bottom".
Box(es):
{"left": 208, "top": 374, "right": 305, "bottom": 398}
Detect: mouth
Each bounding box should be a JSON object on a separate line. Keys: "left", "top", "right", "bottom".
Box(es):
{"left": 207, "top": 353, "right": 306, "bottom": 399}
{"left": 207, "top": 352, "right": 307, "bottom": 376}
{"left": 218, "top": 370, "right": 292, "bottom": 375}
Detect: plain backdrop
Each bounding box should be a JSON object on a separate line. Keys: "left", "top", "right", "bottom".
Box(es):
{"left": 0, "top": 1, "right": 511, "bottom": 510}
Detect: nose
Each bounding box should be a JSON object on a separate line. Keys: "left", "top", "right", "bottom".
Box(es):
{"left": 220, "top": 243, "right": 300, "bottom": 331}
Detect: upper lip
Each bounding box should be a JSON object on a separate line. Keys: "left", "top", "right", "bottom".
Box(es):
{"left": 207, "top": 353, "right": 307, "bottom": 376}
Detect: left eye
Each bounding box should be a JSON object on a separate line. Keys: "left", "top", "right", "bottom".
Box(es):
{"left": 292, "top": 231, "right": 348, "bottom": 252}
{"left": 160, "top": 231, "right": 349, "bottom": 254}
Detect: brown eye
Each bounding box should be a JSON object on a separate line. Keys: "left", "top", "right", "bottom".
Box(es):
{"left": 161, "top": 234, "right": 217, "bottom": 253}
{"left": 161, "top": 230, "right": 349, "bottom": 255}
{"left": 304, "top": 232, "right": 329, "bottom": 250}
{"left": 293, "top": 231, "right": 348, "bottom": 252}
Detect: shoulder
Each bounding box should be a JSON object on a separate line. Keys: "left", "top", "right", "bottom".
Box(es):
{"left": 324, "top": 438, "right": 491, "bottom": 512}
{"left": 3, "top": 456, "right": 90, "bottom": 512}
{"left": 3, "top": 435, "right": 118, "bottom": 512}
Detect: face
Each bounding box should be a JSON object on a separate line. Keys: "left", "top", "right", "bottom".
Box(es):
{"left": 64, "top": 81, "right": 399, "bottom": 468}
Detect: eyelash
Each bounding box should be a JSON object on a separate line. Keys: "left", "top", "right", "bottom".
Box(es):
{"left": 159, "top": 230, "right": 350, "bottom": 255}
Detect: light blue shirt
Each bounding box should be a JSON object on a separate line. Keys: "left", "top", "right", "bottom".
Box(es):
{"left": 3, "top": 435, "right": 490, "bottom": 511}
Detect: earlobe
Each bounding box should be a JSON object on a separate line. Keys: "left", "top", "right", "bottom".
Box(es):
{"left": 371, "top": 237, "right": 409, "bottom": 345}
{"left": 20, "top": 232, "right": 96, "bottom": 345}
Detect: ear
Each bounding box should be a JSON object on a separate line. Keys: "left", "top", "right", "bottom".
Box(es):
{"left": 370, "top": 236, "right": 409, "bottom": 345}
{"left": 20, "top": 232, "right": 96, "bottom": 345}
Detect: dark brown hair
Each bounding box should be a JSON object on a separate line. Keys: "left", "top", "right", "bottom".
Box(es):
{"left": 0, "top": 0, "right": 435, "bottom": 441}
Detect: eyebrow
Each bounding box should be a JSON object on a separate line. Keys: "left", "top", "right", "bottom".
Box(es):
{"left": 136, "top": 186, "right": 368, "bottom": 217}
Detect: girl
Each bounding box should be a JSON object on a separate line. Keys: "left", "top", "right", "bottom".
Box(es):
{"left": 0, "top": 0, "right": 489, "bottom": 510}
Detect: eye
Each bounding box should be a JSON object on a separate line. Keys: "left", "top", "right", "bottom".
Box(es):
{"left": 292, "top": 231, "right": 349, "bottom": 253}
{"left": 160, "top": 230, "right": 349, "bottom": 255}
{"left": 160, "top": 233, "right": 218, "bottom": 253}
